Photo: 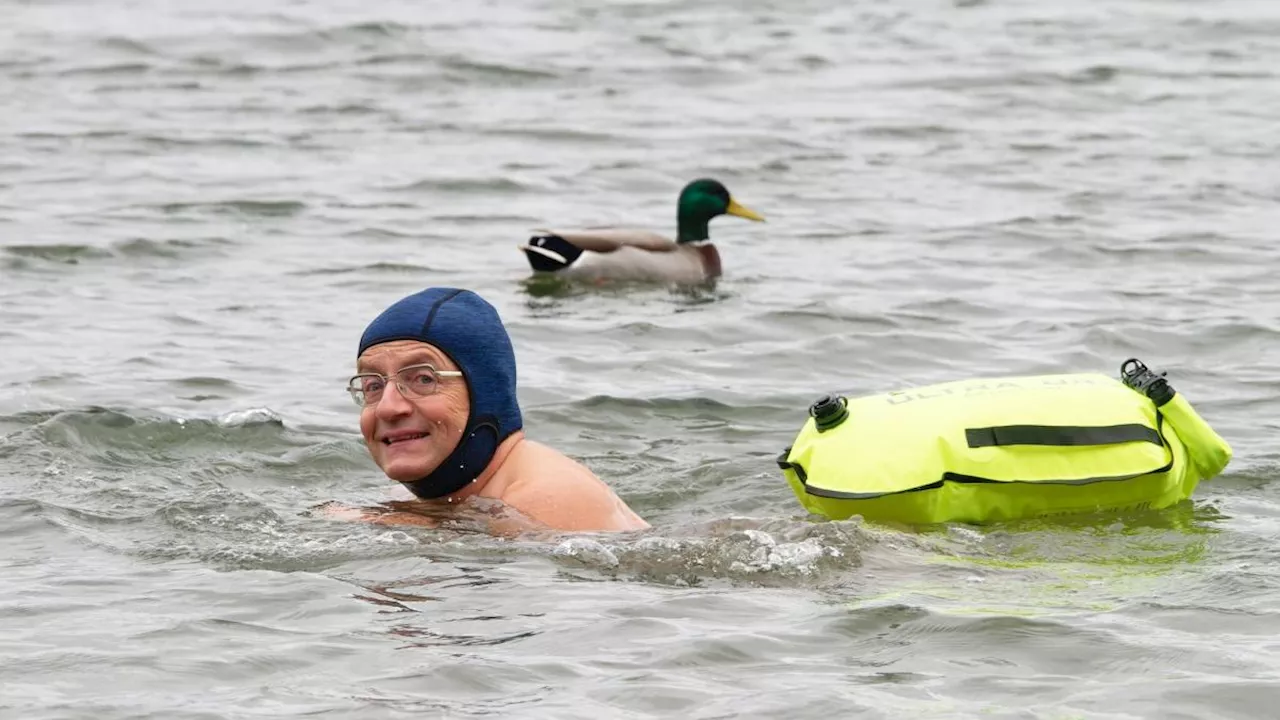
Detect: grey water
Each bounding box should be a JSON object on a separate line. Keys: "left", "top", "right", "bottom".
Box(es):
{"left": 2, "top": 0, "right": 1279, "bottom": 717}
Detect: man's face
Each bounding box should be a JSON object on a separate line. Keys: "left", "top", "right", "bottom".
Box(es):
{"left": 354, "top": 340, "right": 470, "bottom": 483}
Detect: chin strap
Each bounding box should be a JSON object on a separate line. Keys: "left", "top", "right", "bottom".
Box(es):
{"left": 401, "top": 417, "right": 501, "bottom": 499}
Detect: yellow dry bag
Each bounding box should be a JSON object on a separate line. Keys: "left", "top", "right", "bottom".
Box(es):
{"left": 777, "top": 359, "right": 1232, "bottom": 525}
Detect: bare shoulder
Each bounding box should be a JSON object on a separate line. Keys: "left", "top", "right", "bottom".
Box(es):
{"left": 512, "top": 439, "right": 592, "bottom": 474}
{"left": 499, "top": 440, "right": 651, "bottom": 533}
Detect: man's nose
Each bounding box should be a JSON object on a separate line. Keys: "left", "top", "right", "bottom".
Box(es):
{"left": 375, "top": 380, "right": 413, "bottom": 418}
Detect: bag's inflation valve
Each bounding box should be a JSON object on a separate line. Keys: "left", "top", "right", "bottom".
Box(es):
{"left": 809, "top": 395, "right": 849, "bottom": 432}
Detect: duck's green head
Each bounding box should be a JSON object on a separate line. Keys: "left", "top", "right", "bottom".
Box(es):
{"left": 675, "top": 178, "right": 765, "bottom": 243}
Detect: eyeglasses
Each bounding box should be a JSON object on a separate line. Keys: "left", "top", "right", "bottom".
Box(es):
{"left": 346, "top": 363, "right": 463, "bottom": 407}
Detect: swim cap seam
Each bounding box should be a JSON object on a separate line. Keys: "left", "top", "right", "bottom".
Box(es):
{"left": 419, "top": 288, "right": 465, "bottom": 339}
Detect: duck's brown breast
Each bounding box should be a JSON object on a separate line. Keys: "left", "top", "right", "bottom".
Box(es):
{"left": 697, "top": 244, "right": 722, "bottom": 279}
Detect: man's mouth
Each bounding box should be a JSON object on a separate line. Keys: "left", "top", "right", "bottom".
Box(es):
{"left": 383, "top": 431, "right": 430, "bottom": 446}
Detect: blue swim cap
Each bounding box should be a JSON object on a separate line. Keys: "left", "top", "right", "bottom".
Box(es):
{"left": 358, "top": 287, "right": 523, "bottom": 499}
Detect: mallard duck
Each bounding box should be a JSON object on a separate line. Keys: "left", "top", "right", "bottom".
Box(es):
{"left": 519, "top": 178, "right": 765, "bottom": 284}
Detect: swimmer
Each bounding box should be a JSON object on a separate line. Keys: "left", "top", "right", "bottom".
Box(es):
{"left": 332, "top": 287, "right": 649, "bottom": 535}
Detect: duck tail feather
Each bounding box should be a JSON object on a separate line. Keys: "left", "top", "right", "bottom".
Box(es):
{"left": 521, "top": 233, "right": 583, "bottom": 273}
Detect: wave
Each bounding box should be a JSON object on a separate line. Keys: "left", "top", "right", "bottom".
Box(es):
{"left": 291, "top": 262, "right": 442, "bottom": 277}
{"left": 153, "top": 200, "right": 306, "bottom": 217}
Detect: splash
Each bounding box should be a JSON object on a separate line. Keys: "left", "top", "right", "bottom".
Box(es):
{"left": 547, "top": 516, "right": 871, "bottom": 587}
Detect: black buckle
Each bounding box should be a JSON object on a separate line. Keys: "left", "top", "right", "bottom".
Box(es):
{"left": 1120, "top": 358, "right": 1176, "bottom": 407}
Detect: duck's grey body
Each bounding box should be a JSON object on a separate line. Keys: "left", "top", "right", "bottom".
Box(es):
{"left": 518, "top": 178, "right": 763, "bottom": 284}
{"left": 522, "top": 228, "right": 721, "bottom": 284}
